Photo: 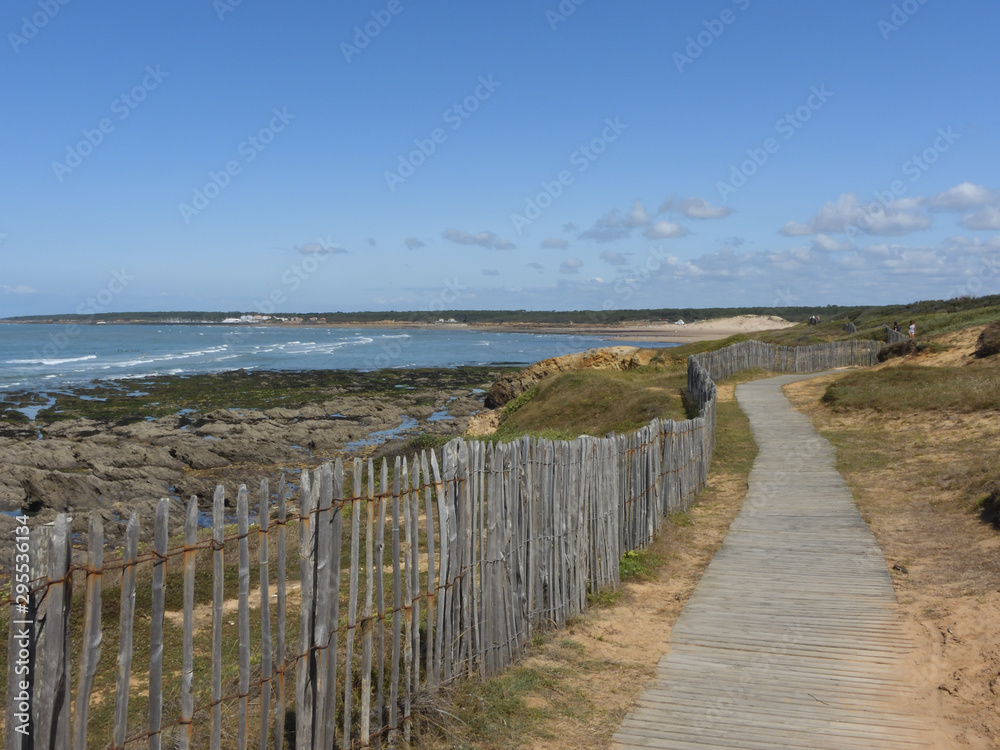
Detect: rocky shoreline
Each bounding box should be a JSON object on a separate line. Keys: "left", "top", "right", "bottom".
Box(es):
{"left": 0, "top": 367, "right": 504, "bottom": 554}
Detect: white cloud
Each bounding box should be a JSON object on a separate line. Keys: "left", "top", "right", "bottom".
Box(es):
{"left": 299, "top": 242, "right": 347, "bottom": 254}
{"left": 579, "top": 200, "right": 657, "bottom": 243}
{"left": 869, "top": 209, "right": 933, "bottom": 235}
{"left": 780, "top": 192, "right": 931, "bottom": 237}
{"left": 624, "top": 199, "right": 651, "bottom": 227}
{"left": 812, "top": 234, "right": 853, "bottom": 253}
{"left": 404, "top": 237, "right": 426, "bottom": 249}
{"left": 660, "top": 195, "right": 732, "bottom": 220}
{"left": 541, "top": 237, "right": 568, "bottom": 249}
{"left": 925, "top": 182, "right": 998, "bottom": 211}
{"left": 527, "top": 262, "right": 543, "bottom": 270}
{"left": 643, "top": 220, "right": 689, "bottom": 240}
{"left": 599, "top": 250, "right": 628, "bottom": 266}
{"left": 579, "top": 210, "right": 632, "bottom": 243}
{"left": 442, "top": 228, "right": 515, "bottom": 250}
{"left": 959, "top": 205, "right": 1000, "bottom": 231}
{"left": 780, "top": 194, "right": 860, "bottom": 235}
{"left": 482, "top": 268, "right": 500, "bottom": 276}
{"left": 947, "top": 234, "right": 1000, "bottom": 255}
{"left": 436, "top": 230, "right": 1000, "bottom": 309}
{"left": 1, "top": 284, "right": 37, "bottom": 294}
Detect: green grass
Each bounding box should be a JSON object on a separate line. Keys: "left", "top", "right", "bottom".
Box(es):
{"left": 0, "top": 366, "right": 509, "bottom": 426}
{"left": 822, "top": 365, "right": 1000, "bottom": 412}
{"left": 670, "top": 510, "right": 695, "bottom": 527}
{"left": 709, "top": 392, "right": 758, "bottom": 478}
{"left": 434, "top": 667, "right": 555, "bottom": 749}
{"left": 619, "top": 548, "right": 663, "bottom": 582}
{"left": 491, "top": 364, "right": 689, "bottom": 441}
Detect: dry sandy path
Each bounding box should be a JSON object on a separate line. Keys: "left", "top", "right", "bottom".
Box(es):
{"left": 613, "top": 373, "right": 932, "bottom": 750}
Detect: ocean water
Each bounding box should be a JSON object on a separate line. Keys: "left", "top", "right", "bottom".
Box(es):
{"left": 0, "top": 323, "right": 674, "bottom": 394}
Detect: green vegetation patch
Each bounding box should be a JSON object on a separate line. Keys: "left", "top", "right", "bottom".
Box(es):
{"left": 822, "top": 365, "right": 1000, "bottom": 413}
{"left": 710, "top": 394, "right": 758, "bottom": 476}
{"left": 619, "top": 548, "right": 663, "bottom": 582}
{"left": 435, "top": 667, "right": 554, "bottom": 748}
{"left": 0, "top": 366, "right": 508, "bottom": 425}
{"left": 492, "top": 365, "right": 689, "bottom": 441}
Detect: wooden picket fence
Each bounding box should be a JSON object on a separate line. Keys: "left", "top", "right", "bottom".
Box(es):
{"left": 883, "top": 324, "right": 910, "bottom": 344}
{"left": 3, "top": 338, "right": 881, "bottom": 749}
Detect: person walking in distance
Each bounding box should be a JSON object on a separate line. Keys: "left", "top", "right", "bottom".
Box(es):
{"left": 908, "top": 321, "right": 916, "bottom": 339}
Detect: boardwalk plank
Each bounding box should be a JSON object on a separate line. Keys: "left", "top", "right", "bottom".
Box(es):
{"left": 613, "top": 373, "right": 930, "bottom": 750}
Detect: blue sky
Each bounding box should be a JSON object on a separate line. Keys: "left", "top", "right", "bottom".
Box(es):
{"left": 3, "top": 0, "right": 1000, "bottom": 316}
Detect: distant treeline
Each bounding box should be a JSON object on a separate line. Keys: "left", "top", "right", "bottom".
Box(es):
{"left": 3, "top": 295, "right": 998, "bottom": 325}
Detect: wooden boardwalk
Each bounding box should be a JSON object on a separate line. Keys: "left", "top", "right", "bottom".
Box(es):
{"left": 614, "top": 373, "right": 930, "bottom": 750}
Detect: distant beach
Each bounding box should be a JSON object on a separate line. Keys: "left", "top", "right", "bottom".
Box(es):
{"left": 464, "top": 314, "right": 797, "bottom": 343}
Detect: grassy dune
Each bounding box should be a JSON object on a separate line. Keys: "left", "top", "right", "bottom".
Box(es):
{"left": 822, "top": 365, "right": 1000, "bottom": 412}
{"left": 491, "top": 365, "right": 691, "bottom": 441}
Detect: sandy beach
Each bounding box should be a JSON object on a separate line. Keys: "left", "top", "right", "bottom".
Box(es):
{"left": 466, "top": 314, "right": 798, "bottom": 343}
{"left": 314, "top": 314, "right": 799, "bottom": 344}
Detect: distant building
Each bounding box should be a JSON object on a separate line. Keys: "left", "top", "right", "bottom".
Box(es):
{"left": 222, "top": 314, "right": 272, "bottom": 324}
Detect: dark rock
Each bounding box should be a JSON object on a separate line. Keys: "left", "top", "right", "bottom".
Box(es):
{"left": 975, "top": 321, "right": 1000, "bottom": 358}
{"left": 876, "top": 340, "right": 926, "bottom": 362}
{"left": 170, "top": 444, "right": 230, "bottom": 470}
{"left": 18, "top": 467, "right": 104, "bottom": 513}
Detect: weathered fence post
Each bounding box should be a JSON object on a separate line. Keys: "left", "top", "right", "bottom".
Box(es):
{"left": 112, "top": 512, "right": 139, "bottom": 750}
{"left": 73, "top": 513, "right": 103, "bottom": 750}
{"left": 259, "top": 479, "right": 273, "bottom": 750}
{"left": 179, "top": 498, "right": 198, "bottom": 750}
{"left": 149, "top": 498, "right": 169, "bottom": 750}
